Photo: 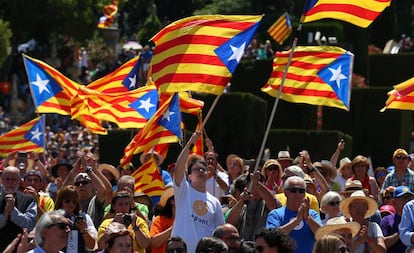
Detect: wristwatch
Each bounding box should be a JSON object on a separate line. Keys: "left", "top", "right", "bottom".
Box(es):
{"left": 86, "top": 166, "right": 93, "bottom": 174}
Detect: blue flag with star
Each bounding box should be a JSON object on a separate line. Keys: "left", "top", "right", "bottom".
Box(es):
{"left": 129, "top": 88, "right": 159, "bottom": 120}
{"left": 318, "top": 52, "right": 353, "bottom": 109}
{"left": 0, "top": 116, "right": 45, "bottom": 156}
{"left": 215, "top": 21, "right": 261, "bottom": 73}
{"left": 24, "top": 57, "right": 63, "bottom": 107}
{"left": 158, "top": 93, "right": 182, "bottom": 138}
{"left": 122, "top": 57, "right": 142, "bottom": 90}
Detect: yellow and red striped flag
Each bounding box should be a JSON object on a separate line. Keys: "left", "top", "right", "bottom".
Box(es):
{"left": 262, "top": 46, "right": 354, "bottom": 111}
{"left": 23, "top": 54, "right": 79, "bottom": 115}
{"left": 23, "top": 54, "right": 108, "bottom": 134}
{"left": 191, "top": 113, "right": 204, "bottom": 156}
{"left": 86, "top": 56, "right": 142, "bottom": 93}
{"left": 150, "top": 15, "right": 262, "bottom": 95}
{"left": 381, "top": 77, "right": 414, "bottom": 111}
{"left": 72, "top": 85, "right": 159, "bottom": 129}
{"left": 131, "top": 157, "right": 165, "bottom": 197}
{"left": 0, "top": 116, "right": 45, "bottom": 157}
{"left": 119, "top": 93, "right": 182, "bottom": 168}
{"left": 301, "top": 0, "right": 391, "bottom": 28}
{"left": 267, "top": 12, "right": 292, "bottom": 45}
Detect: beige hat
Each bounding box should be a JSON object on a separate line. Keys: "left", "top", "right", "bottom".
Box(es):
{"left": 159, "top": 187, "right": 174, "bottom": 207}
{"left": 98, "top": 163, "right": 120, "bottom": 180}
{"left": 140, "top": 150, "right": 164, "bottom": 166}
{"left": 340, "top": 180, "right": 369, "bottom": 195}
{"left": 284, "top": 165, "right": 304, "bottom": 179}
{"left": 277, "top": 151, "right": 293, "bottom": 161}
{"left": 338, "top": 157, "right": 352, "bottom": 172}
{"left": 339, "top": 190, "right": 378, "bottom": 218}
{"left": 315, "top": 217, "right": 361, "bottom": 240}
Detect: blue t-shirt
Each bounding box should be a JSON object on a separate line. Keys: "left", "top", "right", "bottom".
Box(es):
{"left": 266, "top": 206, "right": 321, "bottom": 253}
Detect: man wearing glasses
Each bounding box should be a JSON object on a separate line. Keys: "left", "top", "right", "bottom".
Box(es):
{"left": 266, "top": 176, "right": 321, "bottom": 253}
{"left": 381, "top": 148, "right": 414, "bottom": 193}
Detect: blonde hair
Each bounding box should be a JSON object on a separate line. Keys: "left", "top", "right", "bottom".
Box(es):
{"left": 313, "top": 234, "right": 345, "bottom": 253}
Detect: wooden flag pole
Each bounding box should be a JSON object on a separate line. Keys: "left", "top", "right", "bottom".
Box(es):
{"left": 248, "top": 24, "right": 302, "bottom": 192}
{"left": 201, "top": 94, "right": 221, "bottom": 129}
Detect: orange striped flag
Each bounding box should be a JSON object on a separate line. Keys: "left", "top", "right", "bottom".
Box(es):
{"left": 262, "top": 46, "right": 354, "bottom": 110}
{"left": 150, "top": 15, "right": 262, "bottom": 95}
{"left": 267, "top": 12, "right": 292, "bottom": 45}
{"left": 381, "top": 77, "right": 414, "bottom": 112}
{"left": 131, "top": 157, "right": 165, "bottom": 198}
{"left": 119, "top": 93, "right": 182, "bottom": 168}
{"left": 23, "top": 54, "right": 107, "bottom": 134}
{"left": 0, "top": 116, "right": 45, "bottom": 157}
{"left": 24, "top": 54, "right": 78, "bottom": 115}
{"left": 86, "top": 56, "right": 142, "bottom": 93}
{"left": 302, "top": 0, "right": 391, "bottom": 28}
{"left": 72, "top": 85, "right": 159, "bottom": 129}
{"left": 191, "top": 113, "right": 204, "bottom": 156}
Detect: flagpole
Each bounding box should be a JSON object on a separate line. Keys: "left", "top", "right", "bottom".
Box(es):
{"left": 201, "top": 94, "right": 221, "bottom": 129}
{"left": 249, "top": 24, "right": 302, "bottom": 191}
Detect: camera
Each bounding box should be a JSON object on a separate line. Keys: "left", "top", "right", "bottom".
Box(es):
{"left": 75, "top": 215, "right": 85, "bottom": 223}
{"left": 16, "top": 151, "right": 27, "bottom": 170}
{"left": 123, "top": 214, "right": 132, "bottom": 226}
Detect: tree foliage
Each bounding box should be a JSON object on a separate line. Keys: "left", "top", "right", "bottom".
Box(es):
{"left": 0, "top": 19, "right": 11, "bottom": 68}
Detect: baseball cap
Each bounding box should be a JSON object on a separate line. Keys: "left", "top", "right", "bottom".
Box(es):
{"left": 23, "top": 170, "right": 42, "bottom": 179}
{"left": 393, "top": 186, "right": 414, "bottom": 198}
{"left": 379, "top": 205, "right": 396, "bottom": 215}
{"left": 393, "top": 148, "right": 408, "bottom": 158}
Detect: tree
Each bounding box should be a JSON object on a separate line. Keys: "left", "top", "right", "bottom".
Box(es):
{"left": 0, "top": 19, "right": 12, "bottom": 68}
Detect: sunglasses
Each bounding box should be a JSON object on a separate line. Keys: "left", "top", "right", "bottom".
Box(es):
{"left": 64, "top": 199, "right": 77, "bottom": 204}
{"left": 286, "top": 187, "right": 306, "bottom": 194}
{"left": 47, "top": 222, "right": 70, "bottom": 230}
{"left": 74, "top": 180, "right": 90, "bottom": 186}
{"left": 339, "top": 246, "right": 350, "bottom": 253}
{"left": 191, "top": 166, "right": 207, "bottom": 172}
{"left": 395, "top": 155, "right": 408, "bottom": 160}
{"left": 375, "top": 172, "right": 386, "bottom": 178}
{"left": 166, "top": 247, "right": 185, "bottom": 253}
{"left": 328, "top": 201, "right": 341, "bottom": 206}
{"left": 266, "top": 166, "right": 279, "bottom": 171}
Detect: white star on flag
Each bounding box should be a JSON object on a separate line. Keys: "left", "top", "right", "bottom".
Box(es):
{"left": 138, "top": 97, "right": 156, "bottom": 113}
{"left": 328, "top": 65, "right": 347, "bottom": 88}
{"left": 162, "top": 109, "right": 175, "bottom": 122}
{"left": 30, "top": 127, "right": 43, "bottom": 142}
{"left": 129, "top": 75, "right": 137, "bottom": 89}
{"left": 31, "top": 73, "right": 50, "bottom": 94}
{"left": 228, "top": 42, "right": 246, "bottom": 62}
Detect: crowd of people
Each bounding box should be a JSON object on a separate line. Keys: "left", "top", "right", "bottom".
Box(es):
{"left": 2, "top": 123, "right": 414, "bottom": 253}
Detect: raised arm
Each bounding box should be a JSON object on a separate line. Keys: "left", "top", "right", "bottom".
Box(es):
{"left": 174, "top": 131, "right": 201, "bottom": 186}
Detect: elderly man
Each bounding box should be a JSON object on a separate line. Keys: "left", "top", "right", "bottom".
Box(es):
{"left": 266, "top": 176, "right": 322, "bottom": 253}
{"left": 212, "top": 223, "right": 241, "bottom": 253}
{"left": 0, "top": 166, "right": 37, "bottom": 252}
{"left": 382, "top": 148, "right": 414, "bottom": 193}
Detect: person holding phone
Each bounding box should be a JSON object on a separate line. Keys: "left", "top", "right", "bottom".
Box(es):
{"left": 54, "top": 185, "right": 97, "bottom": 253}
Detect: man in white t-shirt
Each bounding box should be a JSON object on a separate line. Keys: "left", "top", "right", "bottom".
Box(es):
{"left": 172, "top": 131, "right": 225, "bottom": 253}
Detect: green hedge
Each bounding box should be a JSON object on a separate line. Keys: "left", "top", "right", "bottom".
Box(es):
{"left": 368, "top": 54, "right": 414, "bottom": 86}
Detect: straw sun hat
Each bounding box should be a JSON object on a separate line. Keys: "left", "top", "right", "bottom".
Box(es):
{"left": 339, "top": 190, "right": 378, "bottom": 219}
{"left": 315, "top": 217, "right": 361, "bottom": 240}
